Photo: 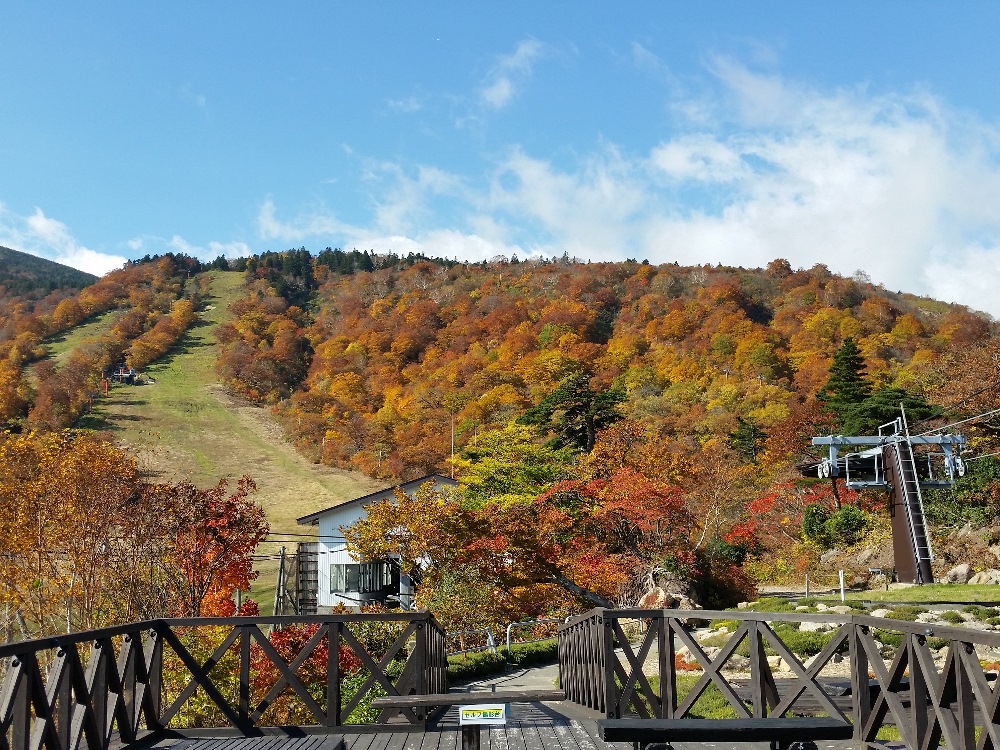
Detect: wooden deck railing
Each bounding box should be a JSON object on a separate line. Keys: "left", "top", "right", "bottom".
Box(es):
{"left": 558, "top": 607, "right": 1000, "bottom": 750}
{"left": 0, "top": 613, "right": 446, "bottom": 750}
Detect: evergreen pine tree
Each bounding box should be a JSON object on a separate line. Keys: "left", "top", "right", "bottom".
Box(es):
{"left": 517, "top": 372, "right": 625, "bottom": 452}
{"left": 844, "top": 386, "right": 939, "bottom": 436}
{"left": 817, "top": 338, "right": 871, "bottom": 429}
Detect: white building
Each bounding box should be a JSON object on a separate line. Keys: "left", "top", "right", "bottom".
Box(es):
{"left": 295, "top": 474, "right": 457, "bottom": 611}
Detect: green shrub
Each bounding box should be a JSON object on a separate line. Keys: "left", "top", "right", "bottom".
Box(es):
{"left": 802, "top": 504, "right": 869, "bottom": 550}
{"left": 964, "top": 605, "right": 999, "bottom": 619}
{"left": 875, "top": 629, "right": 904, "bottom": 650}
{"left": 708, "top": 618, "right": 741, "bottom": 631}
{"left": 826, "top": 505, "right": 868, "bottom": 547}
{"left": 447, "top": 650, "right": 506, "bottom": 681}
{"left": 446, "top": 638, "right": 560, "bottom": 682}
{"left": 802, "top": 504, "right": 831, "bottom": 547}
{"left": 504, "top": 638, "right": 558, "bottom": 667}
{"left": 886, "top": 606, "right": 926, "bottom": 621}
{"left": 698, "top": 633, "right": 734, "bottom": 649}
{"left": 927, "top": 637, "right": 950, "bottom": 650}
{"left": 940, "top": 610, "right": 964, "bottom": 624}
{"left": 644, "top": 675, "right": 744, "bottom": 719}
{"left": 987, "top": 617, "right": 1000, "bottom": 627}
{"left": 750, "top": 597, "right": 799, "bottom": 613}
{"left": 772, "top": 624, "right": 842, "bottom": 657}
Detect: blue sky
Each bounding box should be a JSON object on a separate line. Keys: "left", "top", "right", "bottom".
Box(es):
{"left": 4, "top": 3, "right": 1000, "bottom": 314}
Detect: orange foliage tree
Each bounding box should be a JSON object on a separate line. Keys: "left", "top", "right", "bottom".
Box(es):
{"left": 0, "top": 431, "right": 268, "bottom": 637}
{"left": 154, "top": 476, "right": 269, "bottom": 617}
{"left": 343, "top": 469, "right": 692, "bottom": 625}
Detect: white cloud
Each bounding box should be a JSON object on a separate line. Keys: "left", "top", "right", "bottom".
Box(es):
{"left": 486, "top": 146, "right": 649, "bottom": 261}
{"left": 168, "top": 235, "right": 253, "bottom": 260}
{"left": 257, "top": 197, "right": 360, "bottom": 242}
{"left": 0, "top": 204, "right": 126, "bottom": 275}
{"left": 472, "top": 61, "right": 1000, "bottom": 315}
{"left": 479, "top": 39, "right": 544, "bottom": 110}
{"left": 366, "top": 163, "right": 465, "bottom": 235}
{"left": 386, "top": 96, "right": 423, "bottom": 113}
{"left": 628, "top": 62, "right": 1000, "bottom": 315}
{"left": 260, "top": 57, "right": 1000, "bottom": 317}
{"left": 650, "top": 135, "right": 748, "bottom": 182}
{"left": 342, "top": 230, "right": 534, "bottom": 265}
{"left": 924, "top": 243, "right": 1000, "bottom": 310}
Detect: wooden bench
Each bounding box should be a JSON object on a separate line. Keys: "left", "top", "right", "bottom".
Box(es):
{"left": 372, "top": 690, "right": 566, "bottom": 750}
{"left": 598, "top": 716, "right": 854, "bottom": 750}
{"left": 371, "top": 689, "right": 566, "bottom": 708}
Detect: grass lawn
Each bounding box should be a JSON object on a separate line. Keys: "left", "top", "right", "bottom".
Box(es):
{"left": 76, "top": 271, "right": 382, "bottom": 611}
{"left": 43, "top": 310, "right": 119, "bottom": 361}
{"left": 816, "top": 584, "right": 1000, "bottom": 604}
{"left": 641, "top": 674, "right": 742, "bottom": 719}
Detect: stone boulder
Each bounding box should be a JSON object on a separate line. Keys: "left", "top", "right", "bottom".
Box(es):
{"left": 724, "top": 654, "right": 751, "bottom": 671}
{"left": 637, "top": 587, "right": 704, "bottom": 625}
{"left": 638, "top": 587, "right": 677, "bottom": 609}
{"left": 969, "top": 569, "right": 1000, "bottom": 585}
{"left": 652, "top": 570, "right": 692, "bottom": 597}
{"left": 945, "top": 563, "right": 974, "bottom": 584}
{"left": 799, "top": 621, "right": 836, "bottom": 633}
{"left": 956, "top": 522, "right": 976, "bottom": 538}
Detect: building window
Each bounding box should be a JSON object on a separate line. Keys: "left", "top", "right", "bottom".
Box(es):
{"left": 330, "top": 560, "right": 391, "bottom": 594}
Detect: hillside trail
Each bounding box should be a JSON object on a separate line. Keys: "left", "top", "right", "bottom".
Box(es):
{"left": 80, "top": 271, "right": 383, "bottom": 606}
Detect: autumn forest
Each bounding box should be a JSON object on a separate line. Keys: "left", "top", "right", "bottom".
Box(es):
{"left": 2, "top": 245, "right": 999, "bottom": 638}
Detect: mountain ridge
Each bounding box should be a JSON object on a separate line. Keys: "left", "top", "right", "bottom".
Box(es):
{"left": 0, "top": 245, "right": 98, "bottom": 297}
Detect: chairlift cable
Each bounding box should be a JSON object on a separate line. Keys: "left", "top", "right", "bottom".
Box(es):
{"left": 911, "top": 406, "right": 1000, "bottom": 439}
{"left": 963, "top": 451, "right": 1000, "bottom": 464}
{"left": 909, "top": 378, "right": 1000, "bottom": 430}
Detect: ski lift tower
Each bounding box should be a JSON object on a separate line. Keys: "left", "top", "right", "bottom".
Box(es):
{"left": 808, "top": 409, "right": 965, "bottom": 584}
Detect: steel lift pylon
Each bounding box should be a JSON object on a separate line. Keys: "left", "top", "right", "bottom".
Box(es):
{"left": 809, "top": 410, "right": 965, "bottom": 584}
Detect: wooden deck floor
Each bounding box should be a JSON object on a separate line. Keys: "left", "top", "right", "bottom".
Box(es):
{"left": 141, "top": 704, "right": 864, "bottom": 750}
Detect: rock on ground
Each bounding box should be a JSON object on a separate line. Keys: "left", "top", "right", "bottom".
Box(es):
{"left": 946, "top": 563, "right": 974, "bottom": 583}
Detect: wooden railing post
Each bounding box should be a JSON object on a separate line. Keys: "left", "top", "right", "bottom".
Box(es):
{"left": 238, "top": 625, "right": 251, "bottom": 726}
{"left": 415, "top": 617, "right": 428, "bottom": 722}
{"left": 748, "top": 620, "right": 764, "bottom": 718}
{"left": 601, "top": 610, "right": 617, "bottom": 718}
{"left": 55, "top": 648, "right": 73, "bottom": 750}
{"left": 658, "top": 613, "right": 675, "bottom": 719}
{"left": 145, "top": 627, "right": 163, "bottom": 731}
{"left": 850, "top": 623, "right": 870, "bottom": 745}
{"left": 87, "top": 639, "right": 110, "bottom": 747}
{"left": 957, "top": 641, "right": 976, "bottom": 750}
{"left": 909, "top": 633, "right": 929, "bottom": 750}
{"left": 327, "top": 621, "right": 341, "bottom": 727}
{"left": 118, "top": 633, "right": 138, "bottom": 743}
{"left": 6, "top": 655, "right": 30, "bottom": 750}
